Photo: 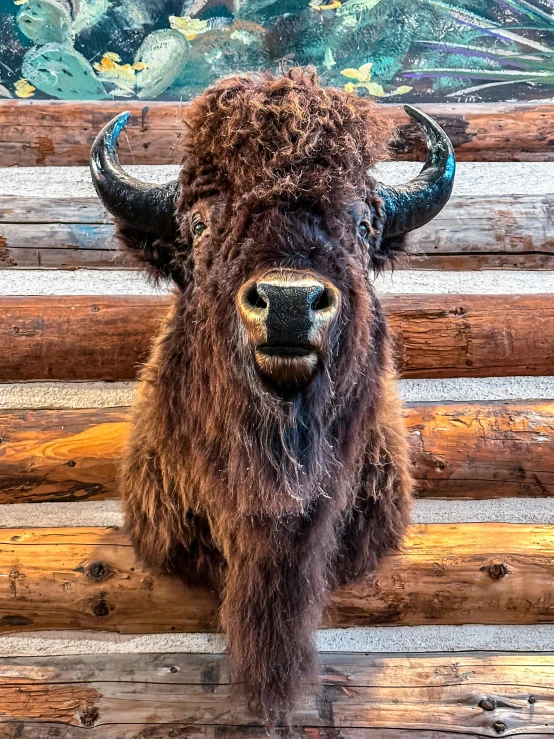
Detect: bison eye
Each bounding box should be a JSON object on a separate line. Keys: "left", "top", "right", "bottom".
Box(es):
{"left": 358, "top": 220, "right": 371, "bottom": 240}
{"left": 192, "top": 219, "right": 207, "bottom": 238}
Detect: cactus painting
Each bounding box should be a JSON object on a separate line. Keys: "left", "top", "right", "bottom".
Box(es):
{"left": 1, "top": 0, "right": 554, "bottom": 101}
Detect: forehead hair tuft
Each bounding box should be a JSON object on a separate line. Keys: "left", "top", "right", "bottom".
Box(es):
{"left": 180, "top": 67, "right": 396, "bottom": 205}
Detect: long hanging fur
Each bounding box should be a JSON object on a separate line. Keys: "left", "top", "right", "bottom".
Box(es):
{"left": 116, "top": 68, "right": 413, "bottom": 724}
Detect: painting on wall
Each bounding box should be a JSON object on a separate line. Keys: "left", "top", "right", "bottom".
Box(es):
{"left": 1, "top": 0, "right": 554, "bottom": 102}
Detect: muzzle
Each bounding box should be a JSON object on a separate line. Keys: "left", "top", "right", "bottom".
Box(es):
{"left": 237, "top": 269, "right": 340, "bottom": 385}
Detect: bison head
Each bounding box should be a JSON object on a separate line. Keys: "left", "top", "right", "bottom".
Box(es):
{"left": 91, "top": 70, "right": 453, "bottom": 395}
{"left": 90, "top": 69, "right": 453, "bottom": 512}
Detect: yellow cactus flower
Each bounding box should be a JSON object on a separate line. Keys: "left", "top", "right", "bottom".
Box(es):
{"left": 14, "top": 0, "right": 29, "bottom": 5}
{"left": 341, "top": 61, "right": 410, "bottom": 97}
{"left": 103, "top": 51, "right": 122, "bottom": 62}
{"left": 14, "top": 78, "right": 35, "bottom": 98}
{"left": 94, "top": 56, "right": 116, "bottom": 72}
{"left": 341, "top": 62, "right": 373, "bottom": 82}
{"left": 169, "top": 15, "right": 208, "bottom": 40}
{"left": 309, "top": 0, "right": 341, "bottom": 10}
{"left": 393, "top": 85, "right": 413, "bottom": 95}
{"left": 133, "top": 61, "right": 149, "bottom": 71}
{"left": 341, "top": 68, "right": 361, "bottom": 79}
{"left": 94, "top": 55, "right": 136, "bottom": 86}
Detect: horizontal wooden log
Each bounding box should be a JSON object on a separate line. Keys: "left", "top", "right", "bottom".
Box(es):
{"left": 1, "top": 294, "right": 552, "bottom": 381}
{"left": 408, "top": 401, "right": 554, "bottom": 499}
{"left": 2, "top": 101, "right": 554, "bottom": 166}
{"left": 1, "top": 524, "right": 554, "bottom": 632}
{"left": 387, "top": 294, "right": 554, "bottom": 379}
{"left": 0, "top": 729, "right": 519, "bottom": 739}
{"left": 0, "top": 652, "right": 553, "bottom": 736}
{"left": 2, "top": 192, "right": 554, "bottom": 270}
{"left": 1, "top": 401, "right": 552, "bottom": 504}
{"left": 0, "top": 296, "right": 164, "bottom": 382}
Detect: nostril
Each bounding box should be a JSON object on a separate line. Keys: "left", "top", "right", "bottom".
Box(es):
{"left": 245, "top": 285, "right": 267, "bottom": 310}
{"left": 311, "top": 287, "right": 334, "bottom": 312}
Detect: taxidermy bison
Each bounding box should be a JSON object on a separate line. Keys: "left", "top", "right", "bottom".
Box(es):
{"left": 90, "top": 68, "right": 455, "bottom": 722}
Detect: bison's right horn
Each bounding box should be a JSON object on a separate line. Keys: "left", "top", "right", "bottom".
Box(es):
{"left": 376, "top": 105, "right": 455, "bottom": 238}
{"left": 90, "top": 112, "right": 179, "bottom": 240}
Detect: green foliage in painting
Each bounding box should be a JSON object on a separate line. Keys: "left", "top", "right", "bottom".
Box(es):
{"left": 2, "top": 0, "right": 554, "bottom": 101}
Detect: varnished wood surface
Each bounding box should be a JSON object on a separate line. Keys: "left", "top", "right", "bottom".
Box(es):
{"left": 2, "top": 193, "right": 554, "bottom": 270}
{"left": 0, "top": 407, "right": 128, "bottom": 503}
{"left": 1, "top": 729, "right": 533, "bottom": 738}
{"left": 0, "top": 296, "right": 165, "bottom": 382}
{"left": 1, "top": 294, "right": 552, "bottom": 381}
{"left": 0, "top": 652, "right": 553, "bottom": 736}
{"left": 1, "top": 401, "right": 552, "bottom": 504}
{"left": 1, "top": 524, "right": 554, "bottom": 632}
{"left": 2, "top": 101, "right": 554, "bottom": 166}
{"left": 407, "top": 400, "right": 554, "bottom": 499}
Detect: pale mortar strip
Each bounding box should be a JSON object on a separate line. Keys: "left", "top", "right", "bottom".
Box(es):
{"left": 0, "top": 269, "right": 552, "bottom": 295}
{"left": 1, "top": 498, "right": 553, "bottom": 529}
{"left": 1, "top": 625, "right": 554, "bottom": 657}
{"left": 2, "top": 162, "right": 554, "bottom": 198}
{"left": 1, "top": 377, "right": 552, "bottom": 410}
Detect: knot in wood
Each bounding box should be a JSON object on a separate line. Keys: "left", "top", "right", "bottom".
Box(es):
{"left": 493, "top": 721, "right": 507, "bottom": 734}
{"left": 80, "top": 706, "right": 99, "bottom": 727}
{"left": 487, "top": 562, "right": 509, "bottom": 580}
{"left": 479, "top": 697, "right": 497, "bottom": 711}
{"left": 87, "top": 561, "right": 111, "bottom": 582}
{"left": 92, "top": 595, "right": 110, "bottom": 618}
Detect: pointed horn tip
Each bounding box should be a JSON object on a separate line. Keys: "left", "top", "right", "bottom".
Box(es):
{"left": 105, "top": 111, "right": 131, "bottom": 146}
{"left": 403, "top": 104, "right": 431, "bottom": 128}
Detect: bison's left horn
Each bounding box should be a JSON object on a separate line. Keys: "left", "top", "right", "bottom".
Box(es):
{"left": 90, "top": 112, "right": 179, "bottom": 240}
{"left": 376, "top": 105, "right": 455, "bottom": 238}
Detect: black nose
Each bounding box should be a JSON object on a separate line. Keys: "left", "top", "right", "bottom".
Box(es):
{"left": 237, "top": 271, "right": 340, "bottom": 353}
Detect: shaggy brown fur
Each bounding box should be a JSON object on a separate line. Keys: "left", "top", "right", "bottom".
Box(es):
{"left": 117, "top": 68, "right": 412, "bottom": 725}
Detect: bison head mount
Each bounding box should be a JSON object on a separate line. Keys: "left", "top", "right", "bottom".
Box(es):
{"left": 90, "top": 69, "right": 454, "bottom": 724}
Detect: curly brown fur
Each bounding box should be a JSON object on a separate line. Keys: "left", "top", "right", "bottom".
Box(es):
{"left": 117, "top": 67, "right": 412, "bottom": 724}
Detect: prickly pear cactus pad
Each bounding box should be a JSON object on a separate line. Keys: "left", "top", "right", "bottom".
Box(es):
{"left": 134, "top": 29, "right": 190, "bottom": 98}
{"left": 22, "top": 42, "right": 107, "bottom": 98}
{"left": 16, "top": 0, "right": 72, "bottom": 45}
{"left": 1, "top": 0, "right": 554, "bottom": 101}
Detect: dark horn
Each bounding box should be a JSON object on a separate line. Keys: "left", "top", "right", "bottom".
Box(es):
{"left": 90, "top": 112, "right": 179, "bottom": 240}
{"left": 376, "top": 105, "right": 455, "bottom": 238}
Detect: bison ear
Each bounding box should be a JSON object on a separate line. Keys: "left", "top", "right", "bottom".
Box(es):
{"left": 359, "top": 190, "right": 407, "bottom": 274}
{"left": 115, "top": 222, "right": 190, "bottom": 288}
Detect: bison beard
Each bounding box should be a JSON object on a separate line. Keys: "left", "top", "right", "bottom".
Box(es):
{"left": 90, "top": 67, "right": 454, "bottom": 725}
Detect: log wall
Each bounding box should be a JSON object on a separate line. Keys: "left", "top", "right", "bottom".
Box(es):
{"left": 1, "top": 652, "right": 553, "bottom": 737}
{"left": 3, "top": 193, "right": 554, "bottom": 271}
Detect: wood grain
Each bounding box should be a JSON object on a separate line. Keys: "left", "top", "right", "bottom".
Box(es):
{"left": 0, "top": 296, "right": 165, "bottom": 382}
{"left": 1, "top": 524, "right": 554, "bottom": 632}
{"left": 1, "top": 294, "right": 552, "bottom": 382}
{"left": 0, "top": 407, "right": 129, "bottom": 503}
{"left": 1, "top": 729, "right": 528, "bottom": 739}
{"left": 2, "top": 193, "right": 554, "bottom": 270}
{"left": 0, "top": 652, "right": 553, "bottom": 736}
{"left": 407, "top": 401, "right": 554, "bottom": 499}
{"left": 386, "top": 294, "right": 554, "bottom": 379}
{"left": 2, "top": 101, "right": 554, "bottom": 166}
{"left": 1, "top": 401, "right": 552, "bottom": 504}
